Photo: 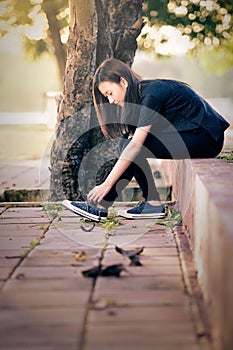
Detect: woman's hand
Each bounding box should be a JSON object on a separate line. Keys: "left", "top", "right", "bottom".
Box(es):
{"left": 87, "top": 182, "right": 112, "bottom": 205}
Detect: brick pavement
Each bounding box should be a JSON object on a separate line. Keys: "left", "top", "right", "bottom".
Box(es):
{"left": 0, "top": 159, "right": 50, "bottom": 189}
{"left": 0, "top": 204, "right": 211, "bottom": 350}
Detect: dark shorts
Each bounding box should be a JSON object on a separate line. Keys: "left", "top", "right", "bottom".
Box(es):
{"left": 142, "top": 128, "right": 224, "bottom": 159}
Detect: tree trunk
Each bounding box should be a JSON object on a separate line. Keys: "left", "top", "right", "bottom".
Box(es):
{"left": 42, "top": 0, "right": 66, "bottom": 84}
{"left": 49, "top": 0, "right": 144, "bottom": 201}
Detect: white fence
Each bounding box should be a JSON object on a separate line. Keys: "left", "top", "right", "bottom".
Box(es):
{"left": 0, "top": 91, "right": 61, "bottom": 130}
{"left": 0, "top": 96, "right": 232, "bottom": 132}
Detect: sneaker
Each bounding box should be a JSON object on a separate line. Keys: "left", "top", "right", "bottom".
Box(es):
{"left": 118, "top": 201, "right": 165, "bottom": 219}
{"left": 62, "top": 200, "right": 108, "bottom": 222}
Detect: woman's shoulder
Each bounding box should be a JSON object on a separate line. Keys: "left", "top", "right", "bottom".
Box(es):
{"left": 140, "top": 79, "right": 187, "bottom": 96}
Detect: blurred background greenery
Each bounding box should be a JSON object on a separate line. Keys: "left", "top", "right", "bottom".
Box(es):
{"left": 0, "top": 34, "right": 232, "bottom": 114}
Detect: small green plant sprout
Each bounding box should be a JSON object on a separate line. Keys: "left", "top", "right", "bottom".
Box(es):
{"left": 42, "top": 202, "right": 64, "bottom": 220}
{"left": 101, "top": 210, "right": 120, "bottom": 233}
{"left": 218, "top": 148, "right": 233, "bottom": 163}
{"left": 102, "top": 232, "right": 110, "bottom": 251}
{"left": 99, "top": 211, "right": 121, "bottom": 251}
{"left": 30, "top": 237, "right": 41, "bottom": 250}
{"left": 157, "top": 209, "right": 182, "bottom": 228}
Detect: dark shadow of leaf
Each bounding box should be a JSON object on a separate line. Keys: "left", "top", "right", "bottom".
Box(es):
{"left": 115, "top": 246, "right": 144, "bottom": 266}
{"left": 101, "top": 264, "right": 125, "bottom": 277}
{"left": 82, "top": 265, "right": 102, "bottom": 278}
{"left": 82, "top": 263, "right": 125, "bottom": 278}
{"left": 129, "top": 255, "right": 142, "bottom": 266}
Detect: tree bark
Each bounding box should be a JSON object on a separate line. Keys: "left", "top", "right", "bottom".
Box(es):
{"left": 42, "top": 0, "right": 66, "bottom": 83}
{"left": 49, "top": 0, "right": 144, "bottom": 201}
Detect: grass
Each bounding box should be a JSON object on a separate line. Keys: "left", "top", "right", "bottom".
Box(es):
{"left": 42, "top": 202, "right": 64, "bottom": 219}
{"left": 0, "top": 124, "right": 53, "bottom": 160}
{"left": 157, "top": 209, "right": 182, "bottom": 228}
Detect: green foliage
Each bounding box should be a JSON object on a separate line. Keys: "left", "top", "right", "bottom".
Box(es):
{"left": 23, "top": 37, "right": 49, "bottom": 60}
{"left": 42, "top": 202, "right": 64, "bottom": 219}
{"left": 218, "top": 148, "right": 233, "bottom": 162}
{"left": 101, "top": 210, "right": 121, "bottom": 231}
{"left": 198, "top": 38, "right": 233, "bottom": 74}
{"left": 141, "top": 0, "right": 233, "bottom": 65}
{"left": 0, "top": 0, "right": 34, "bottom": 29}
{"left": 0, "top": 0, "right": 232, "bottom": 71}
{"left": 30, "top": 237, "right": 41, "bottom": 250}
{"left": 157, "top": 209, "right": 182, "bottom": 228}
{"left": 0, "top": 0, "right": 68, "bottom": 58}
{"left": 142, "top": 0, "right": 233, "bottom": 44}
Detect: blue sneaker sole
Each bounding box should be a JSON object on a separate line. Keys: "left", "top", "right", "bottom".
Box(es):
{"left": 62, "top": 200, "right": 107, "bottom": 222}
{"left": 118, "top": 209, "right": 165, "bottom": 219}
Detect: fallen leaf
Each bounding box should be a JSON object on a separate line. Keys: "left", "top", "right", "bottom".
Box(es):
{"left": 75, "top": 251, "right": 86, "bottom": 261}
{"left": 92, "top": 297, "right": 116, "bottom": 310}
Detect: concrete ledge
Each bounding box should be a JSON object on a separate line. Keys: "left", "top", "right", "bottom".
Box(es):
{"left": 0, "top": 185, "right": 172, "bottom": 203}
{"left": 162, "top": 158, "right": 233, "bottom": 350}
{"left": 0, "top": 189, "right": 50, "bottom": 202}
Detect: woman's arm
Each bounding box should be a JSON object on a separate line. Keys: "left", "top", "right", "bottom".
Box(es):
{"left": 87, "top": 124, "right": 152, "bottom": 204}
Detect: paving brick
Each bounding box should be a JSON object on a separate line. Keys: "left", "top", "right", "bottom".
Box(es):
{"left": 88, "top": 305, "right": 193, "bottom": 324}
{"left": 127, "top": 264, "right": 181, "bottom": 276}
{"left": 36, "top": 228, "right": 82, "bottom": 250}
{"left": 0, "top": 217, "right": 50, "bottom": 225}
{"left": 0, "top": 307, "right": 86, "bottom": 326}
{"left": 138, "top": 246, "right": 178, "bottom": 256}
{"left": 53, "top": 217, "right": 158, "bottom": 248}
{"left": 0, "top": 267, "right": 13, "bottom": 280}
{"left": 103, "top": 247, "right": 181, "bottom": 271}
{"left": 0, "top": 324, "right": 83, "bottom": 347}
{"left": 83, "top": 322, "right": 199, "bottom": 347}
{"left": 84, "top": 343, "right": 200, "bottom": 350}
{"left": 0, "top": 203, "right": 209, "bottom": 350}
{"left": 3, "top": 277, "right": 92, "bottom": 292}
{"left": 0, "top": 236, "right": 35, "bottom": 250}
{"left": 101, "top": 257, "right": 181, "bottom": 276}
{"left": 134, "top": 234, "right": 176, "bottom": 248}
{"left": 1, "top": 208, "right": 49, "bottom": 219}
{"left": 0, "top": 290, "right": 90, "bottom": 308}
{"left": 95, "top": 275, "right": 184, "bottom": 292}
{"left": 20, "top": 248, "right": 100, "bottom": 267}
{"left": 92, "top": 289, "right": 188, "bottom": 307}
{"left": 84, "top": 324, "right": 200, "bottom": 350}
{"left": 11, "top": 265, "right": 88, "bottom": 280}
{"left": 0, "top": 346, "right": 77, "bottom": 350}
{"left": 0, "top": 223, "right": 47, "bottom": 237}
{"left": 139, "top": 255, "right": 180, "bottom": 265}
{"left": 0, "top": 160, "right": 49, "bottom": 189}
{"left": 0, "top": 250, "right": 22, "bottom": 267}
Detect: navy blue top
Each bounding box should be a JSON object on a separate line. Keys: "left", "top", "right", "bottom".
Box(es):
{"left": 136, "top": 79, "right": 229, "bottom": 141}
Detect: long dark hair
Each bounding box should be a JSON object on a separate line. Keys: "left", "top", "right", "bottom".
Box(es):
{"left": 92, "top": 58, "right": 141, "bottom": 139}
